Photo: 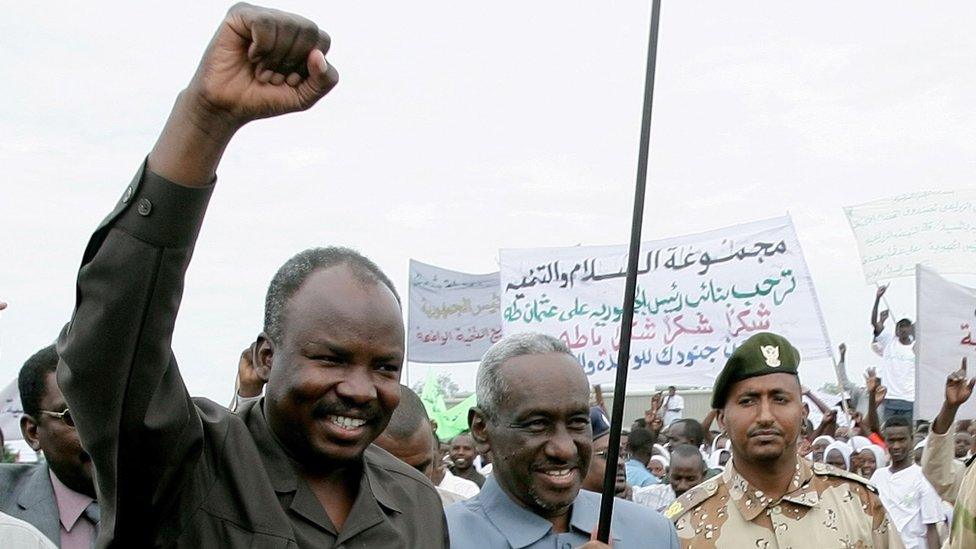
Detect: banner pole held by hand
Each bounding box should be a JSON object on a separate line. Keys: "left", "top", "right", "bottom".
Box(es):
{"left": 597, "top": 0, "right": 663, "bottom": 541}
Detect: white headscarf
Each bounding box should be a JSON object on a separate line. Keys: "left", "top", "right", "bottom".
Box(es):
{"left": 823, "top": 441, "right": 854, "bottom": 470}
{"left": 812, "top": 435, "right": 835, "bottom": 448}
{"left": 850, "top": 435, "right": 872, "bottom": 453}
{"left": 649, "top": 454, "right": 670, "bottom": 469}
{"left": 858, "top": 444, "right": 887, "bottom": 469}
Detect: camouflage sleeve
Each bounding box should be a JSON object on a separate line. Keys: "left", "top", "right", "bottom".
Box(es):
{"left": 922, "top": 429, "right": 963, "bottom": 504}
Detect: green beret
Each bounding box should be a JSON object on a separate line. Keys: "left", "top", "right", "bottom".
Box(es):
{"left": 711, "top": 332, "right": 801, "bottom": 409}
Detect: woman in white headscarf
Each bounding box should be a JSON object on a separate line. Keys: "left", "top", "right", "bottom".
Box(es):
{"left": 823, "top": 441, "right": 854, "bottom": 471}
{"left": 856, "top": 444, "right": 886, "bottom": 479}
{"left": 648, "top": 455, "right": 669, "bottom": 480}
{"left": 811, "top": 435, "right": 835, "bottom": 463}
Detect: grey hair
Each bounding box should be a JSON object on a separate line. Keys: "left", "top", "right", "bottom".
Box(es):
{"left": 475, "top": 332, "right": 574, "bottom": 421}
{"left": 263, "top": 247, "right": 400, "bottom": 344}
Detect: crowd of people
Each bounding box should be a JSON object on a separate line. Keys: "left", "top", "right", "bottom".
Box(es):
{"left": 0, "top": 4, "right": 974, "bottom": 548}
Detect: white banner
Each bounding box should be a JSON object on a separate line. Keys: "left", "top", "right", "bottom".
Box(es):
{"left": 915, "top": 265, "right": 976, "bottom": 421}
{"left": 844, "top": 189, "right": 976, "bottom": 284}
{"left": 500, "top": 216, "right": 832, "bottom": 389}
{"left": 407, "top": 260, "right": 502, "bottom": 363}
{"left": 0, "top": 378, "right": 23, "bottom": 442}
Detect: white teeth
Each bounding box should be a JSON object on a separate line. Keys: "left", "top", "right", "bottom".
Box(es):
{"left": 544, "top": 469, "right": 572, "bottom": 477}
{"left": 327, "top": 415, "right": 367, "bottom": 430}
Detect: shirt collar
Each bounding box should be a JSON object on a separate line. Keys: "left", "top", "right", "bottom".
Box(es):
{"left": 48, "top": 469, "right": 94, "bottom": 532}
{"left": 243, "top": 399, "right": 401, "bottom": 529}
{"left": 478, "top": 477, "right": 618, "bottom": 548}
{"left": 723, "top": 457, "right": 817, "bottom": 522}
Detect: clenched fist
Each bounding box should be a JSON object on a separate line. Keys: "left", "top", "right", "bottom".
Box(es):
{"left": 189, "top": 3, "right": 338, "bottom": 125}
{"left": 149, "top": 3, "right": 339, "bottom": 186}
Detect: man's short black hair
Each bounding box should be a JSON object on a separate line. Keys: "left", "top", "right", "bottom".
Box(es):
{"left": 670, "top": 443, "right": 706, "bottom": 472}
{"left": 384, "top": 385, "right": 429, "bottom": 441}
{"left": 18, "top": 344, "right": 59, "bottom": 418}
{"left": 883, "top": 415, "right": 912, "bottom": 433}
{"left": 627, "top": 427, "right": 656, "bottom": 455}
{"left": 263, "top": 247, "right": 400, "bottom": 344}
{"left": 672, "top": 418, "right": 706, "bottom": 446}
{"left": 896, "top": 318, "right": 913, "bottom": 328}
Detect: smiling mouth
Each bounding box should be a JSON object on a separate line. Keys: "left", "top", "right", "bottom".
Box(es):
{"left": 536, "top": 467, "right": 579, "bottom": 488}
{"left": 326, "top": 415, "right": 367, "bottom": 431}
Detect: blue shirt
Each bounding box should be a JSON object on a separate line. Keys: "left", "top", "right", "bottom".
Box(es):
{"left": 445, "top": 476, "right": 678, "bottom": 549}
{"left": 625, "top": 459, "right": 660, "bottom": 488}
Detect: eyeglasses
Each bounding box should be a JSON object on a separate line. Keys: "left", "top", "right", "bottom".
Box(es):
{"left": 39, "top": 408, "right": 75, "bottom": 427}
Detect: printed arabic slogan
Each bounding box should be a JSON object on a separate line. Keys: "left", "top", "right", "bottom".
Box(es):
{"left": 845, "top": 189, "right": 976, "bottom": 284}
{"left": 499, "top": 216, "right": 832, "bottom": 389}
{"left": 407, "top": 260, "right": 502, "bottom": 363}
{"left": 915, "top": 265, "right": 976, "bottom": 421}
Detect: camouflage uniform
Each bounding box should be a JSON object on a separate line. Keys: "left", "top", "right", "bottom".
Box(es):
{"left": 664, "top": 457, "right": 905, "bottom": 548}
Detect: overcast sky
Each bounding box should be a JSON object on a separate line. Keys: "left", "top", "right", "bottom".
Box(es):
{"left": 3, "top": 1, "right": 976, "bottom": 403}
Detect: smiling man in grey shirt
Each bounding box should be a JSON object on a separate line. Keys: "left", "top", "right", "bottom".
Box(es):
{"left": 446, "top": 333, "right": 678, "bottom": 548}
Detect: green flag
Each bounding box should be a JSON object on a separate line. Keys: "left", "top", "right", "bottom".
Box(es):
{"left": 419, "top": 369, "right": 477, "bottom": 441}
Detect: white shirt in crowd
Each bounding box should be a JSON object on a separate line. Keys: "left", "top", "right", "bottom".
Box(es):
{"left": 869, "top": 464, "right": 944, "bottom": 549}
{"left": 0, "top": 511, "right": 57, "bottom": 549}
{"left": 438, "top": 469, "right": 480, "bottom": 499}
{"left": 871, "top": 331, "right": 916, "bottom": 402}
{"left": 662, "top": 394, "right": 684, "bottom": 426}
{"left": 631, "top": 483, "right": 676, "bottom": 513}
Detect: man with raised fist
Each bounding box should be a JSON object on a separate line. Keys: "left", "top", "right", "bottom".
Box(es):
{"left": 55, "top": 4, "right": 447, "bottom": 547}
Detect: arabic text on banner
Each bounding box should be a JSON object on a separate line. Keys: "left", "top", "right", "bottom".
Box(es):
{"left": 915, "top": 265, "right": 976, "bottom": 421}
{"left": 499, "top": 216, "right": 832, "bottom": 389}
{"left": 844, "top": 189, "right": 976, "bottom": 284}
{"left": 407, "top": 260, "right": 502, "bottom": 363}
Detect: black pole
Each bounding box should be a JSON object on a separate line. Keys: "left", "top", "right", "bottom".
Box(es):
{"left": 596, "top": 0, "right": 662, "bottom": 542}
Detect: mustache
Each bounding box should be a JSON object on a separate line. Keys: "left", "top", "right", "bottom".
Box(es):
{"left": 747, "top": 426, "right": 783, "bottom": 437}
{"left": 311, "top": 399, "right": 381, "bottom": 421}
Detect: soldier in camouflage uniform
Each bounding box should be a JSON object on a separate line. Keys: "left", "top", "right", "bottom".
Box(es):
{"left": 664, "top": 333, "right": 904, "bottom": 548}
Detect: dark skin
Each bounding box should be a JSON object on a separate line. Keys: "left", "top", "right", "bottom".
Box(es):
{"left": 20, "top": 373, "right": 96, "bottom": 499}
{"left": 258, "top": 265, "right": 405, "bottom": 530}
{"left": 717, "top": 373, "right": 803, "bottom": 500}
{"left": 449, "top": 433, "right": 484, "bottom": 485}
{"left": 581, "top": 433, "right": 629, "bottom": 499}
{"left": 669, "top": 455, "right": 705, "bottom": 497}
{"left": 857, "top": 449, "right": 878, "bottom": 478}
{"left": 469, "top": 352, "right": 592, "bottom": 534}
{"left": 883, "top": 425, "right": 913, "bottom": 472}
{"left": 667, "top": 422, "right": 695, "bottom": 448}
{"left": 824, "top": 448, "right": 847, "bottom": 470}
{"left": 449, "top": 434, "right": 478, "bottom": 473}
{"left": 954, "top": 432, "right": 972, "bottom": 459}
{"left": 375, "top": 423, "right": 435, "bottom": 478}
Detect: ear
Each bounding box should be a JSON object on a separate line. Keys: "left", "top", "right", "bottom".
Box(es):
{"left": 254, "top": 333, "right": 274, "bottom": 381}
{"left": 469, "top": 407, "right": 491, "bottom": 455}
{"left": 20, "top": 415, "right": 41, "bottom": 452}
{"left": 715, "top": 408, "right": 726, "bottom": 433}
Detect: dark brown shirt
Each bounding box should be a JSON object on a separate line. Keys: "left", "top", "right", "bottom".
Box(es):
{"left": 57, "top": 163, "right": 449, "bottom": 548}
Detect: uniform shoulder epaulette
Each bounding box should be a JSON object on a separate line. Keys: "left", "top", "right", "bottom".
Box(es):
{"left": 663, "top": 475, "right": 721, "bottom": 521}
{"left": 811, "top": 461, "right": 878, "bottom": 494}
{"left": 965, "top": 454, "right": 976, "bottom": 468}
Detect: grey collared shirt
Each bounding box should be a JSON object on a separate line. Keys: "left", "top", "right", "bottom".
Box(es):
{"left": 445, "top": 477, "right": 678, "bottom": 549}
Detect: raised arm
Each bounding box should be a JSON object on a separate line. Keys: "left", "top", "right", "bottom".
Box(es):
{"left": 864, "top": 368, "right": 884, "bottom": 437}
{"left": 923, "top": 358, "right": 973, "bottom": 503}
{"left": 870, "top": 285, "right": 888, "bottom": 337}
{"left": 56, "top": 4, "right": 337, "bottom": 544}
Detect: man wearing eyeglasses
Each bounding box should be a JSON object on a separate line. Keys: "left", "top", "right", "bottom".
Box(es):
{"left": 0, "top": 344, "right": 99, "bottom": 548}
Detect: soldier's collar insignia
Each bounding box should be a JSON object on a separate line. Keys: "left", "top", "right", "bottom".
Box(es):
{"left": 761, "top": 345, "right": 781, "bottom": 367}
{"left": 664, "top": 500, "right": 684, "bottom": 519}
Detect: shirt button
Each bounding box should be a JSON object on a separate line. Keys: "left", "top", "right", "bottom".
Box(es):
{"left": 122, "top": 186, "right": 133, "bottom": 203}
{"left": 137, "top": 198, "right": 153, "bottom": 216}
{"left": 772, "top": 505, "right": 782, "bottom": 514}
